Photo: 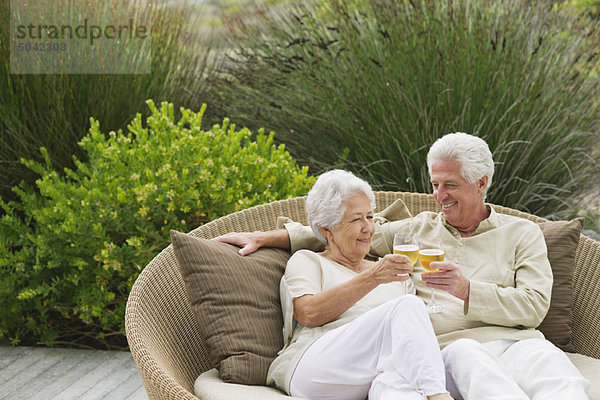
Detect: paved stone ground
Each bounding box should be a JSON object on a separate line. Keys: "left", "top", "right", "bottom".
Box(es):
{"left": 0, "top": 346, "right": 148, "bottom": 400}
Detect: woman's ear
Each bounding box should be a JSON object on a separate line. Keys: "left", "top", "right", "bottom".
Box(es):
{"left": 319, "top": 226, "right": 332, "bottom": 243}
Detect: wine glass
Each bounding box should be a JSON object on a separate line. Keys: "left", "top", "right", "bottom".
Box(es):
{"left": 418, "top": 238, "right": 444, "bottom": 313}
{"left": 393, "top": 233, "right": 420, "bottom": 267}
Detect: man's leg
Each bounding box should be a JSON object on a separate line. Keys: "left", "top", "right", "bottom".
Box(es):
{"left": 499, "top": 338, "right": 589, "bottom": 399}
{"left": 442, "top": 338, "right": 529, "bottom": 400}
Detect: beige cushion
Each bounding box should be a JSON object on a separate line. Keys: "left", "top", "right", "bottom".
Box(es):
{"left": 374, "top": 198, "right": 413, "bottom": 221}
{"left": 536, "top": 218, "right": 584, "bottom": 352}
{"left": 195, "top": 369, "right": 299, "bottom": 400}
{"left": 170, "top": 230, "right": 290, "bottom": 385}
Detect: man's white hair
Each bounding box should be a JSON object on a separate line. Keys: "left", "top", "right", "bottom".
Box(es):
{"left": 306, "top": 169, "right": 376, "bottom": 245}
{"left": 426, "top": 132, "right": 494, "bottom": 199}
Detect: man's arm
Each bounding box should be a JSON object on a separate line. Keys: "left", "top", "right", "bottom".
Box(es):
{"left": 215, "top": 198, "right": 414, "bottom": 256}
{"left": 465, "top": 223, "right": 552, "bottom": 328}
{"left": 213, "top": 229, "right": 291, "bottom": 256}
{"left": 213, "top": 220, "right": 327, "bottom": 255}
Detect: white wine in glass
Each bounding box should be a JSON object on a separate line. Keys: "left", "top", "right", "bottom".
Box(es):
{"left": 393, "top": 234, "right": 419, "bottom": 266}
{"left": 419, "top": 249, "right": 444, "bottom": 272}
{"left": 419, "top": 239, "right": 444, "bottom": 313}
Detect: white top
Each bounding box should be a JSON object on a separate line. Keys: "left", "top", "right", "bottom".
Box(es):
{"left": 266, "top": 250, "right": 414, "bottom": 394}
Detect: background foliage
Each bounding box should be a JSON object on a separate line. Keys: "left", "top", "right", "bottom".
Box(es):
{"left": 0, "top": 0, "right": 220, "bottom": 203}
{"left": 0, "top": 101, "right": 315, "bottom": 348}
{"left": 1, "top": 0, "right": 599, "bottom": 350}
{"left": 214, "top": 0, "right": 600, "bottom": 218}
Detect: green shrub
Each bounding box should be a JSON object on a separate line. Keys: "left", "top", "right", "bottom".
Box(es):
{"left": 0, "top": 100, "right": 315, "bottom": 349}
{"left": 215, "top": 0, "right": 600, "bottom": 218}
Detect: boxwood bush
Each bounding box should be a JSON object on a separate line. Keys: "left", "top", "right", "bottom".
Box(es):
{"left": 0, "top": 100, "right": 315, "bottom": 349}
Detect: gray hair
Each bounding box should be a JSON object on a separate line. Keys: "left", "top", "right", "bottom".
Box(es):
{"left": 306, "top": 169, "right": 376, "bottom": 245}
{"left": 426, "top": 132, "right": 494, "bottom": 199}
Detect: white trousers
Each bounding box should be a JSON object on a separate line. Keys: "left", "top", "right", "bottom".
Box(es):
{"left": 289, "top": 295, "right": 448, "bottom": 400}
{"left": 442, "top": 338, "right": 590, "bottom": 400}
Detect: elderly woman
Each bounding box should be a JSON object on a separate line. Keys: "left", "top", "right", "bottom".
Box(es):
{"left": 266, "top": 169, "right": 452, "bottom": 400}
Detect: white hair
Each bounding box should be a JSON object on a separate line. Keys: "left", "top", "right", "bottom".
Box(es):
{"left": 306, "top": 169, "right": 376, "bottom": 245}
{"left": 426, "top": 132, "right": 494, "bottom": 199}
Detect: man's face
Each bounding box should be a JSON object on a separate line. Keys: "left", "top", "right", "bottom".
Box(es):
{"left": 430, "top": 159, "right": 487, "bottom": 229}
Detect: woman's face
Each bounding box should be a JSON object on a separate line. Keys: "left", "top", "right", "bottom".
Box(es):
{"left": 323, "top": 192, "right": 375, "bottom": 261}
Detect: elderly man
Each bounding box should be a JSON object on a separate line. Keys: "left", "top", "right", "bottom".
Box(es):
{"left": 217, "top": 132, "right": 589, "bottom": 399}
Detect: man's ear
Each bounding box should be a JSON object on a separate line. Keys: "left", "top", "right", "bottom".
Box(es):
{"left": 478, "top": 175, "right": 489, "bottom": 194}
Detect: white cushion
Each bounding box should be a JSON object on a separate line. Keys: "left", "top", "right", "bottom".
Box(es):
{"left": 567, "top": 352, "right": 600, "bottom": 400}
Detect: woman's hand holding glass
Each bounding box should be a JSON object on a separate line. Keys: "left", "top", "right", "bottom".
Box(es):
{"left": 371, "top": 253, "right": 414, "bottom": 284}
{"left": 393, "top": 234, "right": 420, "bottom": 266}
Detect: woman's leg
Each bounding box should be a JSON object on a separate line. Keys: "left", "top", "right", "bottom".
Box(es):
{"left": 368, "top": 371, "right": 435, "bottom": 400}
{"left": 290, "top": 295, "right": 448, "bottom": 400}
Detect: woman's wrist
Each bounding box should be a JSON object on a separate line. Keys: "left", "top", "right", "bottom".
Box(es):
{"left": 360, "top": 267, "right": 380, "bottom": 290}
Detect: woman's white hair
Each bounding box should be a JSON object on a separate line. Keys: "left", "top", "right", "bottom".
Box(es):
{"left": 426, "top": 132, "right": 494, "bottom": 199}
{"left": 306, "top": 169, "right": 376, "bottom": 245}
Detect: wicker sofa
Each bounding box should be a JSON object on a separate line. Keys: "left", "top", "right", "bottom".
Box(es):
{"left": 125, "top": 192, "right": 600, "bottom": 400}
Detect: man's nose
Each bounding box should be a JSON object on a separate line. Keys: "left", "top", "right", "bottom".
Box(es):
{"left": 434, "top": 187, "right": 447, "bottom": 200}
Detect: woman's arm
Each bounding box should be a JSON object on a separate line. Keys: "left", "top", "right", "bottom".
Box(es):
{"left": 293, "top": 254, "right": 412, "bottom": 328}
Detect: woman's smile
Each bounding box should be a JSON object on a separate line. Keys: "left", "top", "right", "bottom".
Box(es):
{"left": 321, "top": 192, "right": 375, "bottom": 269}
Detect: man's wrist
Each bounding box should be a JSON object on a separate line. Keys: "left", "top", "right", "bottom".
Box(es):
{"left": 461, "top": 280, "right": 470, "bottom": 303}
{"left": 260, "top": 229, "right": 291, "bottom": 249}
